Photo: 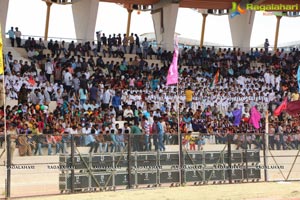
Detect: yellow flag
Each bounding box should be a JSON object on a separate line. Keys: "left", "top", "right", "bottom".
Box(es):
{"left": 0, "top": 24, "right": 3, "bottom": 74}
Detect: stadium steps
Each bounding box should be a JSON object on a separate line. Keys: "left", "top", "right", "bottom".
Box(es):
{"left": 3, "top": 46, "right": 31, "bottom": 64}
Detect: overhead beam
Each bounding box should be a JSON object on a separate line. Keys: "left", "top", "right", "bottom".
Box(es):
{"left": 99, "top": 0, "right": 159, "bottom": 5}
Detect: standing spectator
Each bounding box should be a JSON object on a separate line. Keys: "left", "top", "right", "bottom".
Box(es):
{"left": 59, "top": 40, "right": 68, "bottom": 56}
{"left": 54, "top": 64, "right": 62, "bottom": 85}
{"left": 157, "top": 117, "right": 165, "bottom": 151}
{"left": 122, "top": 34, "right": 128, "bottom": 54}
{"left": 197, "top": 133, "right": 205, "bottom": 151}
{"left": 94, "top": 131, "right": 105, "bottom": 153}
{"left": 7, "top": 124, "right": 18, "bottom": 162}
{"left": 185, "top": 86, "right": 194, "bottom": 108}
{"left": 264, "top": 38, "right": 269, "bottom": 54}
{"left": 45, "top": 132, "right": 56, "bottom": 155}
{"left": 15, "top": 27, "right": 22, "bottom": 47}
{"left": 96, "top": 31, "right": 101, "bottom": 52}
{"left": 135, "top": 34, "right": 140, "bottom": 47}
{"left": 102, "top": 86, "right": 111, "bottom": 109}
{"left": 68, "top": 41, "right": 76, "bottom": 56}
{"left": 63, "top": 69, "right": 73, "bottom": 93}
{"left": 45, "top": 59, "right": 54, "bottom": 82}
{"left": 7, "top": 27, "right": 15, "bottom": 47}
{"left": 142, "top": 37, "right": 149, "bottom": 59}
{"left": 79, "top": 87, "right": 88, "bottom": 105}
{"left": 89, "top": 84, "right": 99, "bottom": 103}
{"left": 269, "top": 124, "right": 275, "bottom": 150}
{"left": 109, "top": 129, "right": 118, "bottom": 152}
{"left": 91, "top": 41, "right": 98, "bottom": 57}
{"left": 112, "top": 91, "right": 122, "bottom": 118}
{"left": 129, "top": 33, "right": 135, "bottom": 54}
{"left": 152, "top": 116, "right": 159, "bottom": 151}
{"left": 131, "top": 122, "right": 142, "bottom": 151}
{"left": 142, "top": 116, "right": 150, "bottom": 151}
{"left": 115, "top": 129, "right": 125, "bottom": 152}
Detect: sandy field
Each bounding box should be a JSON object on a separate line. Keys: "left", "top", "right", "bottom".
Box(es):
{"left": 19, "top": 182, "right": 300, "bottom": 200}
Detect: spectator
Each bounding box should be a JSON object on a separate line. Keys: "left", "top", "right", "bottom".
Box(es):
{"left": 7, "top": 27, "right": 15, "bottom": 47}
{"left": 15, "top": 27, "right": 22, "bottom": 47}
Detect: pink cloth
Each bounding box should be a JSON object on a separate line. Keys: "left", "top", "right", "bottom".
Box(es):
{"left": 166, "top": 37, "right": 179, "bottom": 86}
{"left": 249, "top": 106, "right": 261, "bottom": 129}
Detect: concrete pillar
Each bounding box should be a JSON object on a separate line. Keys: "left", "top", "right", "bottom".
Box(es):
{"left": 152, "top": 3, "right": 179, "bottom": 52}
{"left": 200, "top": 14, "right": 208, "bottom": 48}
{"left": 274, "top": 15, "right": 282, "bottom": 52}
{"left": 229, "top": 11, "right": 255, "bottom": 52}
{"left": 44, "top": 1, "right": 52, "bottom": 41}
{"left": 72, "top": 0, "right": 99, "bottom": 42}
{"left": 126, "top": 9, "right": 133, "bottom": 37}
{"left": 0, "top": 0, "right": 10, "bottom": 45}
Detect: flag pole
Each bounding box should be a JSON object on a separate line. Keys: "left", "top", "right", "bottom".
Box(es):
{"left": 177, "top": 81, "right": 183, "bottom": 185}
{"left": 264, "top": 110, "right": 269, "bottom": 181}
{"left": 166, "top": 35, "right": 181, "bottom": 184}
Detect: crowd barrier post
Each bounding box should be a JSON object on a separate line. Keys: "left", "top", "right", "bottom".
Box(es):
{"left": 262, "top": 132, "right": 268, "bottom": 182}
{"left": 6, "top": 134, "right": 11, "bottom": 199}
{"left": 227, "top": 134, "right": 232, "bottom": 184}
{"left": 264, "top": 110, "right": 269, "bottom": 181}
{"left": 243, "top": 133, "right": 249, "bottom": 182}
{"left": 127, "top": 134, "right": 132, "bottom": 189}
{"left": 70, "top": 134, "right": 75, "bottom": 193}
{"left": 179, "top": 132, "right": 184, "bottom": 185}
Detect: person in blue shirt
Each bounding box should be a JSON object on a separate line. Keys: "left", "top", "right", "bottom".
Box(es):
{"left": 110, "top": 129, "right": 118, "bottom": 152}
{"left": 87, "top": 128, "right": 96, "bottom": 153}
{"left": 157, "top": 118, "right": 166, "bottom": 151}
{"left": 89, "top": 84, "right": 98, "bottom": 103}
{"left": 112, "top": 91, "right": 122, "bottom": 118}
{"left": 151, "top": 77, "right": 159, "bottom": 91}
{"left": 7, "top": 27, "right": 15, "bottom": 47}
{"left": 160, "top": 102, "right": 167, "bottom": 113}
{"left": 115, "top": 130, "right": 125, "bottom": 152}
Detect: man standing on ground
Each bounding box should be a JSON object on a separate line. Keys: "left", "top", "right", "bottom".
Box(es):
{"left": 157, "top": 117, "right": 165, "bottom": 151}
{"left": 131, "top": 122, "right": 142, "bottom": 152}
{"left": 152, "top": 116, "right": 159, "bottom": 151}
{"left": 142, "top": 116, "right": 150, "bottom": 151}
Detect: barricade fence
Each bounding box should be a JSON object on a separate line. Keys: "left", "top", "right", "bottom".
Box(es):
{"left": 1, "top": 134, "right": 300, "bottom": 198}
{"left": 57, "top": 149, "right": 261, "bottom": 193}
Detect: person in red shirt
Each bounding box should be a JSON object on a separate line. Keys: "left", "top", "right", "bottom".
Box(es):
{"left": 53, "top": 125, "right": 64, "bottom": 154}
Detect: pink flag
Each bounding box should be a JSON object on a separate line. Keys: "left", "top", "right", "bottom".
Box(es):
{"left": 166, "top": 37, "right": 179, "bottom": 86}
{"left": 249, "top": 106, "right": 261, "bottom": 129}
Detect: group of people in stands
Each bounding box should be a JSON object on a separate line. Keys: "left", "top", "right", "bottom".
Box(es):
{"left": 1, "top": 31, "right": 300, "bottom": 157}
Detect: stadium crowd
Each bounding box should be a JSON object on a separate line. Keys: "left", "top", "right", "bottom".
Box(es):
{"left": 1, "top": 30, "right": 300, "bottom": 157}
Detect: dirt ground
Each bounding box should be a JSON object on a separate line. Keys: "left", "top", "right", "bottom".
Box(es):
{"left": 19, "top": 182, "right": 300, "bottom": 200}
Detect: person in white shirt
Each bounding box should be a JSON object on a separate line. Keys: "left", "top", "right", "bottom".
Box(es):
{"left": 63, "top": 69, "right": 73, "bottom": 93}
{"left": 123, "top": 105, "right": 134, "bottom": 123}
{"left": 102, "top": 86, "right": 111, "bottom": 109}
{"left": 45, "top": 59, "right": 54, "bottom": 82}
